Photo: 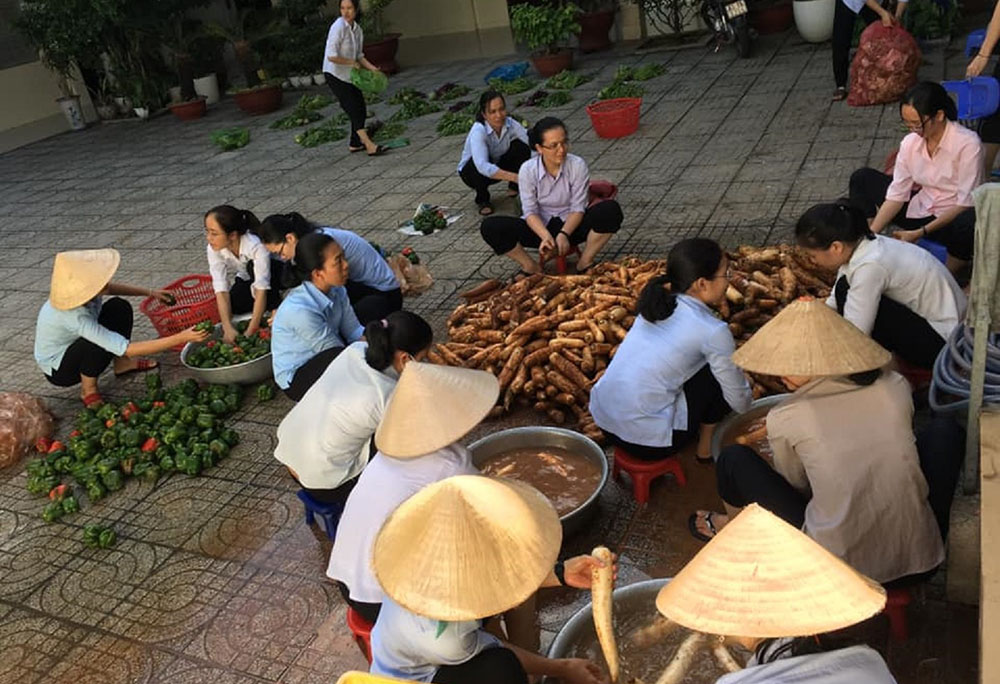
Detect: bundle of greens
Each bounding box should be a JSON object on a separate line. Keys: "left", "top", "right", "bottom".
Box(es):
{"left": 295, "top": 119, "right": 348, "bottom": 147}
{"left": 370, "top": 121, "right": 408, "bottom": 143}
{"left": 518, "top": 90, "right": 572, "bottom": 108}
{"left": 488, "top": 76, "right": 536, "bottom": 95}
{"left": 437, "top": 111, "right": 476, "bottom": 136}
{"left": 388, "top": 87, "right": 427, "bottom": 104}
{"left": 211, "top": 128, "right": 251, "bottom": 151}
{"left": 546, "top": 70, "right": 592, "bottom": 90}
{"left": 430, "top": 82, "right": 473, "bottom": 101}
{"left": 390, "top": 98, "right": 442, "bottom": 121}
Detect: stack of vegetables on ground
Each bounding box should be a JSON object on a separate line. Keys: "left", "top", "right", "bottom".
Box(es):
{"left": 432, "top": 247, "right": 835, "bottom": 441}
{"left": 24, "top": 375, "right": 246, "bottom": 524}
{"left": 184, "top": 319, "right": 271, "bottom": 368}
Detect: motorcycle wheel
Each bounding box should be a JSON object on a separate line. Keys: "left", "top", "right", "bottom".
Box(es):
{"left": 733, "top": 14, "right": 752, "bottom": 58}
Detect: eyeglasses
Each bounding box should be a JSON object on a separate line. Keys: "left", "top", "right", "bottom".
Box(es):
{"left": 709, "top": 266, "right": 732, "bottom": 280}
{"left": 540, "top": 139, "right": 570, "bottom": 150}
{"left": 901, "top": 116, "right": 929, "bottom": 132}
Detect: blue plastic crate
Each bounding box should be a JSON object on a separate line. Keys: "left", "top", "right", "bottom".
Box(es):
{"left": 942, "top": 77, "right": 1000, "bottom": 119}
{"left": 484, "top": 61, "right": 529, "bottom": 84}
{"left": 966, "top": 28, "right": 987, "bottom": 57}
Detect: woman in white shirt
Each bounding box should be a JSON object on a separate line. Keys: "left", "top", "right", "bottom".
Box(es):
{"left": 274, "top": 311, "right": 432, "bottom": 504}
{"left": 795, "top": 201, "right": 966, "bottom": 369}
{"left": 589, "top": 238, "right": 752, "bottom": 464}
{"left": 322, "top": 0, "right": 386, "bottom": 156}
{"left": 457, "top": 90, "right": 531, "bottom": 215}
{"left": 204, "top": 205, "right": 281, "bottom": 344}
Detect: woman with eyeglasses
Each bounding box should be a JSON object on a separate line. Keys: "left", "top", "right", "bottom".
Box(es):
{"left": 589, "top": 238, "right": 752, "bottom": 464}
{"left": 479, "top": 117, "right": 623, "bottom": 278}
{"left": 256, "top": 212, "right": 401, "bottom": 324}
{"left": 847, "top": 81, "right": 982, "bottom": 276}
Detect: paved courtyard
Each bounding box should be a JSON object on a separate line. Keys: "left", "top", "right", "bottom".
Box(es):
{"left": 0, "top": 27, "right": 980, "bottom": 684}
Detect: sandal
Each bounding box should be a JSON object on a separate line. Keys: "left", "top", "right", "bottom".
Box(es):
{"left": 832, "top": 87, "right": 848, "bottom": 102}
{"left": 695, "top": 453, "right": 714, "bottom": 465}
{"left": 688, "top": 511, "right": 719, "bottom": 543}
{"left": 82, "top": 393, "right": 104, "bottom": 409}
{"left": 114, "top": 359, "right": 158, "bottom": 378}
{"left": 478, "top": 202, "right": 495, "bottom": 216}
{"left": 367, "top": 145, "right": 387, "bottom": 157}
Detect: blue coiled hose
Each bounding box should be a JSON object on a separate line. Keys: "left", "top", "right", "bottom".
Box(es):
{"left": 929, "top": 324, "right": 1000, "bottom": 412}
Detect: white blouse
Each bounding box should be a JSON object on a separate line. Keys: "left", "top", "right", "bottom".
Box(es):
{"left": 206, "top": 233, "right": 271, "bottom": 294}
{"left": 322, "top": 16, "right": 363, "bottom": 82}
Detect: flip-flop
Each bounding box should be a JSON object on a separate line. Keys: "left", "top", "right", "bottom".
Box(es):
{"left": 82, "top": 393, "right": 104, "bottom": 409}
{"left": 478, "top": 202, "right": 495, "bottom": 216}
{"left": 114, "top": 359, "right": 158, "bottom": 378}
{"left": 367, "top": 145, "right": 387, "bottom": 157}
{"left": 688, "top": 511, "right": 718, "bottom": 543}
{"left": 832, "top": 87, "right": 848, "bottom": 102}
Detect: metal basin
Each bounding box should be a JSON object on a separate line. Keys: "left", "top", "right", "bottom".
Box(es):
{"left": 179, "top": 315, "right": 273, "bottom": 386}
{"left": 468, "top": 426, "right": 608, "bottom": 536}
{"left": 710, "top": 394, "right": 790, "bottom": 461}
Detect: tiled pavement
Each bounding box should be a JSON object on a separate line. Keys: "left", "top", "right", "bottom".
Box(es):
{"left": 0, "top": 27, "right": 980, "bottom": 683}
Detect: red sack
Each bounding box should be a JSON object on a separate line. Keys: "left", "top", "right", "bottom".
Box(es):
{"left": 848, "top": 24, "right": 921, "bottom": 107}
{"left": 0, "top": 393, "right": 53, "bottom": 468}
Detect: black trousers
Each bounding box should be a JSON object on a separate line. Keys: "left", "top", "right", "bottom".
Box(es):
{"left": 335, "top": 580, "right": 381, "bottom": 624}
{"left": 832, "top": 0, "right": 879, "bottom": 88}
{"left": 46, "top": 297, "right": 133, "bottom": 386}
{"left": 283, "top": 345, "right": 345, "bottom": 402}
{"left": 302, "top": 471, "right": 360, "bottom": 506}
{"left": 834, "top": 275, "right": 946, "bottom": 369}
{"left": 915, "top": 415, "right": 965, "bottom": 543}
{"left": 601, "top": 364, "right": 733, "bottom": 461}
{"left": 480, "top": 199, "right": 624, "bottom": 255}
{"left": 434, "top": 646, "right": 528, "bottom": 684}
{"left": 325, "top": 73, "right": 366, "bottom": 148}
{"left": 459, "top": 139, "right": 532, "bottom": 205}
{"left": 848, "top": 167, "right": 976, "bottom": 261}
{"left": 344, "top": 281, "right": 403, "bottom": 325}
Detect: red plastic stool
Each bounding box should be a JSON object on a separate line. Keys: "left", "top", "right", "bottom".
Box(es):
{"left": 611, "top": 447, "right": 687, "bottom": 505}
{"left": 538, "top": 180, "right": 619, "bottom": 275}
{"left": 540, "top": 245, "right": 580, "bottom": 275}
{"left": 895, "top": 357, "right": 932, "bottom": 393}
{"left": 346, "top": 606, "right": 374, "bottom": 663}
{"left": 883, "top": 587, "right": 912, "bottom": 642}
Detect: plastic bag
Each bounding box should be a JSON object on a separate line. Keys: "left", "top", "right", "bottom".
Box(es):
{"left": 0, "top": 393, "right": 54, "bottom": 469}
{"left": 389, "top": 255, "right": 434, "bottom": 296}
{"left": 351, "top": 68, "right": 388, "bottom": 94}
{"left": 848, "top": 24, "right": 921, "bottom": 107}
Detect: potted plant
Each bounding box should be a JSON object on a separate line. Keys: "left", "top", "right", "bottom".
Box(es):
{"left": 749, "top": 0, "right": 794, "bottom": 35}
{"left": 190, "top": 34, "right": 225, "bottom": 104}
{"left": 793, "top": 0, "right": 835, "bottom": 42}
{"left": 576, "top": 0, "right": 618, "bottom": 52}
{"left": 207, "top": 0, "right": 284, "bottom": 115}
{"left": 163, "top": 16, "right": 210, "bottom": 120}
{"left": 510, "top": 2, "right": 582, "bottom": 77}
{"left": 361, "top": 0, "right": 401, "bottom": 74}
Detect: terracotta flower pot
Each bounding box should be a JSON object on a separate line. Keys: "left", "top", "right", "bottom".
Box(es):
{"left": 234, "top": 85, "right": 283, "bottom": 115}
{"left": 750, "top": 0, "right": 794, "bottom": 35}
{"left": 364, "top": 33, "right": 401, "bottom": 75}
{"left": 531, "top": 49, "right": 574, "bottom": 78}
{"left": 168, "top": 97, "right": 208, "bottom": 121}
{"left": 577, "top": 9, "right": 616, "bottom": 53}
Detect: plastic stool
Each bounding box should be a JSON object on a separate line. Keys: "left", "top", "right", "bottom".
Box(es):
{"left": 895, "top": 357, "right": 933, "bottom": 393}
{"left": 346, "top": 607, "right": 374, "bottom": 663}
{"left": 296, "top": 489, "right": 344, "bottom": 541}
{"left": 611, "top": 447, "right": 687, "bottom": 505}
{"left": 966, "top": 28, "right": 987, "bottom": 57}
{"left": 884, "top": 586, "right": 912, "bottom": 641}
{"left": 916, "top": 237, "right": 947, "bottom": 264}
{"left": 540, "top": 245, "right": 580, "bottom": 274}
{"left": 942, "top": 77, "right": 1000, "bottom": 119}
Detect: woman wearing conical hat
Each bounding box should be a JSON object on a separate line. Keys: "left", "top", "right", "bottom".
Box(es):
{"left": 660, "top": 504, "right": 896, "bottom": 682}
{"left": 34, "top": 249, "right": 209, "bottom": 407}
{"left": 369, "top": 475, "right": 609, "bottom": 684}
{"left": 689, "top": 299, "right": 952, "bottom": 587}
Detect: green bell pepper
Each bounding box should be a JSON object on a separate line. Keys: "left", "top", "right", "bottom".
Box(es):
{"left": 256, "top": 383, "right": 275, "bottom": 401}
{"left": 61, "top": 495, "right": 79, "bottom": 514}
{"left": 42, "top": 501, "right": 64, "bottom": 523}
{"left": 101, "top": 469, "right": 124, "bottom": 492}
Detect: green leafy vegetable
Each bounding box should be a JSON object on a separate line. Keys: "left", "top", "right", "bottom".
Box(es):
{"left": 518, "top": 90, "right": 572, "bottom": 108}
{"left": 488, "top": 77, "right": 536, "bottom": 95}
{"left": 430, "top": 82, "right": 472, "bottom": 101}
{"left": 351, "top": 68, "right": 389, "bottom": 94}
{"left": 546, "top": 70, "right": 592, "bottom": 90}
{"left": 370, "top": 121, "right": 408, "bottom": 143}
{"left": 631, "top": 63, "right": 666, "bottom": 81}
{"left": 388, "top": 87, "right": 427, "bottom": 104}
{"left": 596, "top": 81, "right": 644, "bottom": 100}
{"left": 436, "top": 111, "right": 475, "bottom": 136}
{"left": 295, "top": 119, "right": 348, "bottom": 147}
{"left": 211, "top": 128, "right": 251, "bottom": 151}
{"left": 390, "top": 98, "right": 442, "bottom": 121}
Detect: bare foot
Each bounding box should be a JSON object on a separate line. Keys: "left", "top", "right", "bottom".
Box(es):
{"left": 112, "top": 357, "right": 159, "bottom": 376}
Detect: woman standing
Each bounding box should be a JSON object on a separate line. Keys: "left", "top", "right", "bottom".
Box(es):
{"left": 795, "top": 201, "right": 965, "bottom": 369}
{"left": 848, "top": 81, "right": 982, "bottom": 275}
{"left": 274, "top": 311, "right": 433, "bottom": 505}
{"left": 589, "top": 238, "right": 752, "bottom": 464}
{"left": 256, "top": 212, "right": 401, "bottom": 323}
{"left": 480, "top": 117, "right": 623, "bottom": 277}
{"left": 271, "top": 232, "right": 364, "bottom": 401}
{"left": 204, "top": 205, "right": 281, "bottom": 345}
{"left": 34, "top": 249, "right": 208, "bottom": 406}
{"left": 457, "top": 90, "right": 531, "bottom": 215}
{"left": 831, "top": 0, "right": 904, "bottom": 101}
{"left": 323, "top": 0, "right": 386, "bottom": 156}
{"left": 966, "top": 1, "right": 1000, "bottom": 177}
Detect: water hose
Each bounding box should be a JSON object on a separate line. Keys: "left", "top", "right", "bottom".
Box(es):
{"left": 929, "top": 324, "right": 1000, "bottom": 412}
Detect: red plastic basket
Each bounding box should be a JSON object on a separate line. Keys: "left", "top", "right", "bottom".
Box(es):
{"left": 140, "top": 274, "right": 220, "bottom": 345}
{"left": 586, "top": 98, "right": 641, "bottom": 139}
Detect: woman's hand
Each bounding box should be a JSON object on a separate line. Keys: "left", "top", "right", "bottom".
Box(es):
{"left": 555, "top": 232, "right": 572, "bottom": 257}
{"left": 177, "top": 326, "right": 211, "bottom": 345}
{"left": 562, "top": 552, "right": 619, "bottom": 589}
{"left": 968, "top": 53, "right": 989, "bottom": 78}
{"left": 245, "top": 323, "right": 259, "bottom": 338}
{"left": 556, "top": 658, "right": 608, "bottom": 684}
{"left": 152, "top": 289, "right": 175, "bottom": 305}
{"left": 221, "top": 324, "right": 238, "bottom": 345}
{"left": 539, "top": 235, "right": 557, "bottom": 258}
{"left": 892, "top": 228, "right": 924, "bottom": 243}
{"left": 879, "top": 9, "right": 895, "bottom": 26}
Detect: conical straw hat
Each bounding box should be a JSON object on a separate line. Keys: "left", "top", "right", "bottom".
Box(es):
{"left": 731, "top": 297, "right": 891, "bottom": 377}
{"left": 49, "top": 249, "right": 121, "bottom": 311}
{"left": 375, "top": 362, "right": 499, "bottom": 459}
{"left": 373, "top": 474, "right": 562, "bottom": 621}
{"left": 337, "top": 672, "right": 411, "bottom": 684}
{"left": 656, "top": 504, "right": 886, "bottom": 638}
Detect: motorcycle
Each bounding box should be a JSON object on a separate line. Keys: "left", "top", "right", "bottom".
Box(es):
{"left": 701, "top": 0, "right": 753, "bottom": 57}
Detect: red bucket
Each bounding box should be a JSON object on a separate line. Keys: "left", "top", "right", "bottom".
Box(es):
{"left": 140, "top": 274, "right": 220, "bottom": 346}
{"left": 586, "top": 98, "right": 641, "bottom": 139}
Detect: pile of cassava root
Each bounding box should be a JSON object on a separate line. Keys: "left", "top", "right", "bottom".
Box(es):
{"left": 429, "top": 246, "right": 835, "bottom": 442}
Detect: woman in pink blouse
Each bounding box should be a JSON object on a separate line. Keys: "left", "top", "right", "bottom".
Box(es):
{"left": 847, "top": 81, "right": 982, "bottom": 276}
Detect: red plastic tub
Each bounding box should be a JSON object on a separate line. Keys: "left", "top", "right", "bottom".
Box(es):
{"left": 586, "top": 98, "right": 641, "bottom": 139}
{"left": 140, "top": 274, "right": 219, "bottom": 346}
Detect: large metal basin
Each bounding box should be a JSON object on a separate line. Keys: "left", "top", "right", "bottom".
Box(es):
{"left": 710, "top": 394, "right": 790, "bottom": 461}
{"left": 468, "top": 426, "right": 608, "bottom": 537}
{"left": 180, "top": 314, "right": 273, "bottom": 386}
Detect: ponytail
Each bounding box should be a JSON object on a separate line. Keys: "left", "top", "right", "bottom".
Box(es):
{"left": 795, "top": 200, "right": 874, "bottom": 250}
{"left": 637, "top": 275, "right": 676, "bottom": 322}
{"left": 256, "top": 212, "right": 317, "bottom": 245}
{"left": 204, "top": 205, "right": 260, "bottom": 236}
{"left": 639, "top": 238, "right": 724, "bottom": 322}
{"left": 364, "top": 311, "right": 434, "bottom": 371}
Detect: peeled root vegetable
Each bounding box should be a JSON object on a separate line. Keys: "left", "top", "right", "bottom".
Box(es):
{"left": 591, "top": 546, "right": 619, "bottom": 683}
{"left": 628, "top": 615, "right": 680, "bottom": 650}
{"left": 712, "top": 639, "right": 744, "bottom": 673}
{"left": 653, "top": 632, "right": 704, "bottom": 684}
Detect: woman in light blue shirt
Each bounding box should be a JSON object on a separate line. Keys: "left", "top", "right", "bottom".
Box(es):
{"left": 457, "top": 90, "right": 531, "bottom": 215}
{"left": 271, "top": 232, "right": 364, "bottom": 401}
{"left": 256, "top": 212, "right": 401, "bottom": 323}
{"left": 34, "top": 249, "right": 208, "bottom": 407}
{"left": 589, "top": 238, "right": 752, "bottom": 463}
